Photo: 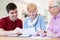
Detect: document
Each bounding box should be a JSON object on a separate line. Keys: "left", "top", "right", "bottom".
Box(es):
{"left": 6, "top": 27, "right": 36, "bottom": 37}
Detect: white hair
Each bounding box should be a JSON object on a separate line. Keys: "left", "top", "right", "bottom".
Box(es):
{"left": 53, "top": 0, "right": 60, "bottom": 7}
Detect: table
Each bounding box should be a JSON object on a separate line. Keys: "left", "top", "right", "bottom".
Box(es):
{"left": 0, "top": 36, "right": 60, "bottom": 40}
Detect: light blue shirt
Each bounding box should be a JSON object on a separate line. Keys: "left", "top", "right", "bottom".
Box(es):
{"left": 23, "top": 15, "right": 46, "bottom": 32}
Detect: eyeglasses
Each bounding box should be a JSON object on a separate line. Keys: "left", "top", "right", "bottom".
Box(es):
{"left": 49, "top": 6, "right": 58, "bottom": 9}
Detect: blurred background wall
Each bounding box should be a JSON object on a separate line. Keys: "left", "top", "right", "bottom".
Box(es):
{"left": 0, "top": 0, "right": 51, "bottom": 28}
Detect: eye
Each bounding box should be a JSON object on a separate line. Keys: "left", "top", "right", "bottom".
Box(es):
{"left": 15, "top": 11, "right": 17, "bottom": 13}
{"left": 49, "top": 6, "right": 57, "bottom": 9}
{"left": 11, "top": 12, "right": 14, "bottom": 14}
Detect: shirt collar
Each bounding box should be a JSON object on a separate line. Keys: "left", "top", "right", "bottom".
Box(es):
{"left": 7, "top": 16, "right": 17, "bottom": 23}
{"left": 29, "top": 15, "right": 38, "bottom": 20}
{"left": 54, "top": 12, "right": 60, "bottom": 19}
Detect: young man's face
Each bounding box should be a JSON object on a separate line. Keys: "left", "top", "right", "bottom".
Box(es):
{"left": 8, "top": 9, "right": 18, "bottom": 21}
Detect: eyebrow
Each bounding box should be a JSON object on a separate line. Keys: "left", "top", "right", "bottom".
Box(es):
{"left": 49, "top": 6, "right": 58, "bottom": 8}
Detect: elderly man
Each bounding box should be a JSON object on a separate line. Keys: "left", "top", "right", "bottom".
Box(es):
{"left": 45, "top": 0, "right": 60, "bottom": 38}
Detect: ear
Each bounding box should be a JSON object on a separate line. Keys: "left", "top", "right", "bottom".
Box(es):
{"left": 59, "top": 7, "right": 60, "bottom": 11}
{"left": 57, "top": 7, "right": 60, "bottom": 11}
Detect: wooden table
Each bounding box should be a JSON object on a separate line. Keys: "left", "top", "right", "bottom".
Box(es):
{"left": 0, "top": 36, "right": 60, "bottom": 40}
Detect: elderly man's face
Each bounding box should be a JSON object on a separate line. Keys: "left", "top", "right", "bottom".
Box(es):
{"left": 49, "top": 1, "right": 60, "bottom": 17}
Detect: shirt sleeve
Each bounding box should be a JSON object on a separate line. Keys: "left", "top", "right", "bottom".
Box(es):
{"left": 18, "top": 19, "right": 23, "bottom": 29}
{"left": 0, "top": 18, "right": 5, "bottom": 29}
{"left": 40, "top": 17, "right": 46, "bottom": 30}
{"left": 47, "top": 19, "right": 53, "bottom": 32}
{"left": 23, "top": 18, "right": 28, "bottom": 29}
{"left": 55, "top": 27, "right": 60, "bottom": 38}
{"left": 54, "top": 30, "right": 60, "bottom": 38}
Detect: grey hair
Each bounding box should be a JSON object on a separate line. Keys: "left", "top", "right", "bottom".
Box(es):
{"left": 54, "top": 0, "right": 60, "bottom": 7}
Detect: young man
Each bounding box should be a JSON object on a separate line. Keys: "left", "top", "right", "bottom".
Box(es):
{"left": 0, "top": 3, "right": 23, "bottom": 35}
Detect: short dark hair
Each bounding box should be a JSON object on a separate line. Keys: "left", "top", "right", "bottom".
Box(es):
{"left": 6, "top": 3, "right": 17, "bottom": 13}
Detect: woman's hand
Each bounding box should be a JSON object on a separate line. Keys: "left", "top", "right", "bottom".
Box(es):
{"left": 38, "top": 30, "right": 47, "bottom": 37}
{"left": 13, "top": 27, "right": 22, "bottom": 34}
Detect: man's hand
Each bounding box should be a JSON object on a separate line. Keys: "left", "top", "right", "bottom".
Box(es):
{"left": 34, "top": 32, "right": 40, "bottom": 36}
{"left": 13, "top": 27, "right": 22, "bottom": 34}
{"left": 43, "top": 30, "right": 56, "bottom": 37}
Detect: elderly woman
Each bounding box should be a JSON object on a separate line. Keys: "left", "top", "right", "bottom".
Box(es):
{"left": 23, "top": 3, "right": 46, "bottom": 36}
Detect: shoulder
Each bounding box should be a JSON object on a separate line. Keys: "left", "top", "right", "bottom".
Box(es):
{"left": 0, "top": 17, "right": 8, "bottom": 22}
{"left": 16, "top": 18, "right": 22, "bottom": 23}
{"left": 24, "top": 17, "right": 30, "bottom": 21}
{"left": 38, "top": 15, "right": 44, "bottom": 20}
{"left": 0, "top": 17, "right": 9, "bottom": 24}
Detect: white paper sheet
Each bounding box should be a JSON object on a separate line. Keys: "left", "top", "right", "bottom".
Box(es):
{"left": 15, "top": 27, "right": 36, "bottom": 35}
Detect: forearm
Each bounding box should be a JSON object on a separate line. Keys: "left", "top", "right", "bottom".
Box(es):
{"left": 54, "top": 33, "right": 60, "bottom": 38}
{"left": 0, "top": 30, "right": 15, "bottom": 35}
{"left": 0, "top": 27, "right": 22, "bottom": 36}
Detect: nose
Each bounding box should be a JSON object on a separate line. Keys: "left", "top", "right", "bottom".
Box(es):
{"left": 13, "top": 13, "right": 15, "bottom": 16}
{"left": 13, "top": 13, "right": 18, "bottom": 17}
{"left": 13, "top": 13, "right": 17, "bottom": 16}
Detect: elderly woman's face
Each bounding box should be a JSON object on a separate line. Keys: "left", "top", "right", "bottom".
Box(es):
{"left": 49, "top": 1, "right": 60, "bottom": 17}
{"left": 28, "top": 9, "right": 37, "bottom": 19}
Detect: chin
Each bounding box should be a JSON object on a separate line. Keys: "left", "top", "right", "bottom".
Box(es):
{"left": 13, "top": 18, "right": 17, "bottom": 20}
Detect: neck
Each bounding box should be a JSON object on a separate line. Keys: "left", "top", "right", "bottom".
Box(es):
{"left": 9, "top": 17, "right": 16, "bottom": 21}
{"left": 31, "top": 15, "right": 37, "bottom": 20}
{"left": 54, "top": 12, "right": 60, "bottom": 17}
